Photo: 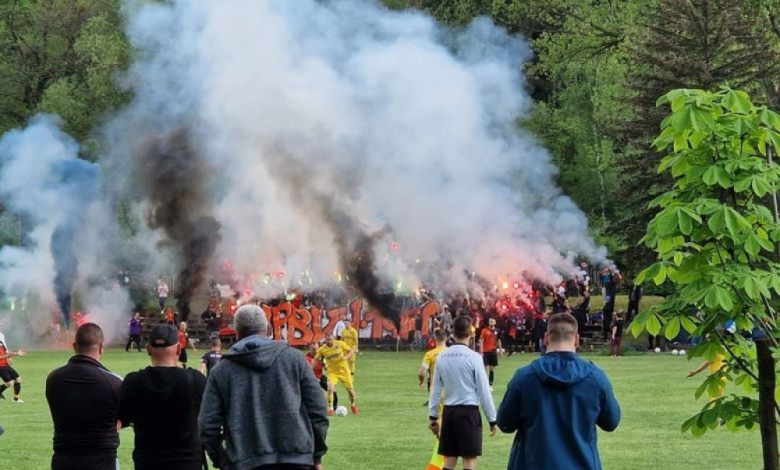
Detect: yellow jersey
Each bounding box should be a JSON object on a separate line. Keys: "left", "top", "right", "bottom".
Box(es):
{"left": 709, "top": 354, "right": 726, "bottom": 374}
{"left": 422, "top": 346, "right": 446, "bottom": 378}
{"left": 341, "top": 326, "right": 359, "bottom": 352}
{"left": 315, "top": 340, "right": 352, "bottom": 374}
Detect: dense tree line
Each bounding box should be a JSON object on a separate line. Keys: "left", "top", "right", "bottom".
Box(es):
{"left": 1, "top": 0, "right": 779, "bottom": 275}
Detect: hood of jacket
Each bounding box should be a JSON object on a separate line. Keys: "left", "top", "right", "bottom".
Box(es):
{"left": 223, "top": 335, "right": 288, "bottom": 371}
{"left": 531, "top": 351, "right": 594, "bottom": 390}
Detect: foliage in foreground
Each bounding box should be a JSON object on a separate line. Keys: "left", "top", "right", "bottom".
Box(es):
{"left": 633, "top": 88, "right": 780, "bottom": 437}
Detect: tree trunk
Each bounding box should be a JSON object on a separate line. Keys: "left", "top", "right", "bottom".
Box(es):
{"left": 756, "top": 338, "right": 779, "bottom": 470}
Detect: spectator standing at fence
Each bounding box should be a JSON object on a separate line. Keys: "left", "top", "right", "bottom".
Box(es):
{"left": 428, "top": 316, "right": 497, "bottom": 470}
{"left": 126, "top": 312, "right": 143, "bottom": 352}
{"left": 333, "top": 313, "right": 347, "bottom": 340}
{"left": 156, "top": 278, "right": 169, "bottom": 312}
{"left": 441, "top": 305, "right": 453, "bottom": 335}
{"left": 118, "top": 324, "right": 207, "bottom": 470}
{"left": 610, "top": 312, "right": 625, "bottom": 358}
{"left": 200, "top": 305, "right": 329, "bottom": 470}
{"left": 532, "top": 311, "right": 548, "bottom": 355}
{"left": 46, "top": 323, "right": 122, "bottom": 470}
{"left": 626, "top": 283, "right": 643, "bottom": 321}
{"left": 497, "top": 312, "right": 621, "bottom": 470}
{"left": 201, "top": 304, "right": 221, "bottom": 339}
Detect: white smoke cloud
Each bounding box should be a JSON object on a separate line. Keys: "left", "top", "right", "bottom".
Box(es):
{"left": 0, "top": 116, "right": 129, "bottom": 343}
{"left": 108, "top": 0, "right": 607, "bottom": 294}
{"left": 0, "top": 0, "right": 609, "bottom": 341}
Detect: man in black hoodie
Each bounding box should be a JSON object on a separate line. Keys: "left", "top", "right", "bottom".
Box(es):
{"left": 118, "top": 324, "right": 207, "bottom": 470}
{"left": 199, "top": 304, "right": 329, "bottom": 470}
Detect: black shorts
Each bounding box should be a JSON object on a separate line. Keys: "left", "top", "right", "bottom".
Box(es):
{"left": 52, "top": 454, "right": 117, "bottom": 470}
{"left": 178, "top": 349, "right": 188, "bottom": 364}
{"left": 0, "top": 366, "right": 19, "bottom": 382}
{"left": 438, "top": 405, "right": 482, "bottom": 458}
{"left": 483, "top": 352, "right": 498, "bottom": 367}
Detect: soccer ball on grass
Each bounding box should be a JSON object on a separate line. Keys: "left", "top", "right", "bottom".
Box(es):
{"left": 335, "top": 406, "right": 349, "bottom": 417}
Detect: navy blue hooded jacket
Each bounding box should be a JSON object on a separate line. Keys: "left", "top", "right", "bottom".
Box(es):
{"left": 497, "top": 351, "right": 621, "bottom": 470}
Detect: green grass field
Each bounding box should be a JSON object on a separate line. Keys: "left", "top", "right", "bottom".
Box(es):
{"left": 0, "top": 349, "right": 762, "bottom": 470}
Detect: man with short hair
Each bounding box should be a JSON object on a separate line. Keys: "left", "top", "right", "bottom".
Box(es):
{"left": 46, "top": 323, "right": 123, "bottom": 470}
{"left": 118, "top": 324, "right": 207, "bottom": 470}
{"left": 305, "top": 342, "right": 338, "bottom": 412}
{"left": 419, "top": 329, "right": 448, "bottom": 406}
{"left": 480, "top": 317, "right": 502, "bottom": 391}
{"left": 497, "top": 312, "right": 621, "bottom": 470}
{"left": 315, "top": 334, "right": 358, "bottom": 415}
{"left": 200, "top": 305, "right": 329, "bottom": 470}
{"left": 429, "top": 316, "right": 497, "bottom": 470}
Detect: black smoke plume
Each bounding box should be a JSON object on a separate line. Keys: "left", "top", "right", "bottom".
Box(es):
{"left": 140, "top": 129, "right": 221, "bottom": 322}
{"left": 322, "top": 202, "right": 401, "bottom": 330}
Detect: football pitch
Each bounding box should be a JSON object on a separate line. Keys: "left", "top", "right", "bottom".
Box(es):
{"left": 0, "top": 349, "right": 762, "bottom": 470}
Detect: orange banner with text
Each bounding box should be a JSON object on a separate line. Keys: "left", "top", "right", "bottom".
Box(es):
{"left": 260, "top": 299, "right": 441, "bottom": 346}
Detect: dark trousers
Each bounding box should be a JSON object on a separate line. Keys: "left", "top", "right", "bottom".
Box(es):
{"left": 126, "top": 334, "right": 142, "bottom": 351}
{"left": 610, "top": 337, "right": 622, "bottom": 356}
{"left": 649, "top": 335, "right": 662, "bottom": 349}
{"left": 52, "top": 454, "right": 117, "bottom": 470}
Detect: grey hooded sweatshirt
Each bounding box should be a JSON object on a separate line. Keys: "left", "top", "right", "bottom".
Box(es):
{"left": 198, "top": 335, "right": 329, "bottom": 470}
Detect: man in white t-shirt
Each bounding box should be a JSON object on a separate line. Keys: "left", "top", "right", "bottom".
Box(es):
{"left": 333, "top": 314, "right": 347, "bottom": 340}
{"left": 156, "top": 279, "right": 169, "bottom": 312}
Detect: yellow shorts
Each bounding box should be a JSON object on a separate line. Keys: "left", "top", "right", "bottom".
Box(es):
{"left": 328, "top": 371, "right": 354, "bottom": 390}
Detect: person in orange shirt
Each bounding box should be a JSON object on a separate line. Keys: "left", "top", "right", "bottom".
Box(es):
{"left": 177, "top": 322, "right": 196, "bottom": 368}
{"left": 164, "top": 307, "right": 175, "bottom": 325}
{"left": 0, "top": 336, "right": 26, "bottom": 403}
{"left": 480, "top": 317, "right": 502, "bottom": 391}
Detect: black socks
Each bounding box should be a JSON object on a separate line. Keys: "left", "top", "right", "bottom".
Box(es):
{"left": 489, "top": 370, "right": 494, "bottom": 385}
{"left": 13, "top": 383, "right": 20, "bottom": 395}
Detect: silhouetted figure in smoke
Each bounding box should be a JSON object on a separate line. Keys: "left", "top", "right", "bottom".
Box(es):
{"left": 626, "top": 283, "right": 643, "bottom": 322}
{"left": 602, "top": 275, "right": 617, "bottom": 340}
{"left": 52, "top": 228, "right": 77, "bottom": 329}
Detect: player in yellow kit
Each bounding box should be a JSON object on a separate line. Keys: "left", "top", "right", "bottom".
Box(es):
{"left": 340, "top": 322, "right": 359, "bottom": 376}
{"left": 687, "top": 352, "right": 727, "bottom": 401}
{"left": 418, "top": 330, "right": 448, "bottom": 470}
{"left": 315, "top": 334, "right": 358, "bottom": 415}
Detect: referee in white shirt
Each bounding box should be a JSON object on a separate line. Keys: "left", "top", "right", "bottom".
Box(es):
{"left": 429, "top": 315, "right": 497, "bottom": 470}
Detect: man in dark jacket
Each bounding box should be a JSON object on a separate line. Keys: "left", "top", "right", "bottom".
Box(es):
{"left": 118, "top": 324, "right": 207, "bottom": 470}
{"left": 497, "top": 312, "right": 621, "bottom": 470}
{"left": 199, "top": 304, "right": 329, "bottom": 470}
{"left": 46, "top": 323, "right": 123, "bottom": 470}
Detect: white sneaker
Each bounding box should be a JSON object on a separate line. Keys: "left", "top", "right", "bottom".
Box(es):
{"left": 489, "top": 386, "right": 494, "bottom": 392}
{"left": 12, "top": 398, "right": 23, "bottom": 403}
